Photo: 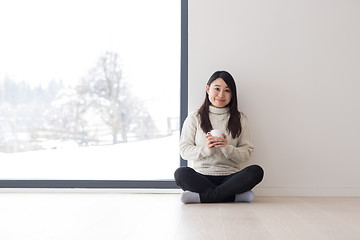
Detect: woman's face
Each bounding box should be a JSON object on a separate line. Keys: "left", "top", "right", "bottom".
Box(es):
{"left": 206, "top": 78, "right": 232, "bottom": 108}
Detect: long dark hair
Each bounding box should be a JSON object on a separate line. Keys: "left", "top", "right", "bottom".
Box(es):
{"left": 198, "top": 70, "right": 242, "bottom": 138}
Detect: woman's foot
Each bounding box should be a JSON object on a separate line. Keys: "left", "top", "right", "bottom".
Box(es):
{"left": 181, "top": 191, "right": 201, "bottom": 204}
{"left": 234, "top": 191, "right": 254, "bottom": 202}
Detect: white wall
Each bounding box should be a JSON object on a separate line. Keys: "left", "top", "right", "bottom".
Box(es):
{"left": 189, "top": 0, "right": 360, "bottom": 196}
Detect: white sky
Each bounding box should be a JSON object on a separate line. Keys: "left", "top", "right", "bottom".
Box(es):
{"left": 0, "top": 0, "right": 180, "bottom": 112}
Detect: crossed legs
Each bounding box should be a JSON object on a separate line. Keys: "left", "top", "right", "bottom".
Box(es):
{"left": 174, "top": 165, "right": 264, "bottom": 203}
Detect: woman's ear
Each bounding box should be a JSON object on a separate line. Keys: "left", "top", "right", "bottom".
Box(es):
{"left": 206, "top": 85, "right": 210, "bottom": 94}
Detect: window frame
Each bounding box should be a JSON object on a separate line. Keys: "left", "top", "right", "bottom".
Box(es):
{"left": 0, "top": 0, "right": 188, "bottom": 189}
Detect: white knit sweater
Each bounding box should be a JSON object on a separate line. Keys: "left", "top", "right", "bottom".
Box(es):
{"left": 179, "top": 106, "right": 254, "bottom": 176}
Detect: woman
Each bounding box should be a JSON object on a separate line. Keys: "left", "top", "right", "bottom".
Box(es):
{"left": 174, "top": 70, "right": 264, "bottom": 204}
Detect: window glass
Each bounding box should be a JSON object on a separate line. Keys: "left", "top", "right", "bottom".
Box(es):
{"left": 0, "top": 0, "right": 180, "bottom": 180}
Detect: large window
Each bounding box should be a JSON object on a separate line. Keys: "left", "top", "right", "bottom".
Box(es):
{"left": 0, "top": 0, "right": 187, "bottom": 188}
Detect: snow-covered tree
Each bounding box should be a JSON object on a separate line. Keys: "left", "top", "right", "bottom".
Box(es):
{"left": 79, "top": 51, "right": 145, "bottom": 143}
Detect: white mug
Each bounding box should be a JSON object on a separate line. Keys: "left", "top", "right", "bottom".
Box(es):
{"left": 210, "top": 129, "right": 223, "bottom": 138}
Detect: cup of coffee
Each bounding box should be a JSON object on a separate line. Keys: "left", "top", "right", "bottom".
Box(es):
{"left": 210, "top": 129, "right": 223, "bottom": 138}
{"left": 210, "top": 129, "right": 224, "bottom": 141}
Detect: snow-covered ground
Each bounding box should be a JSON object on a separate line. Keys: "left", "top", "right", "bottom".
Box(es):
{"left": 0, "top": 132, "right": 180, "bottom": 180}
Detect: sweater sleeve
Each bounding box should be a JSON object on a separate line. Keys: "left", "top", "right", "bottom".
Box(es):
{"left": 220, "top": 114, "right": 254, "bottom": 163}
{"left": 179, "top": 113, "right": 213, "bottom": 161}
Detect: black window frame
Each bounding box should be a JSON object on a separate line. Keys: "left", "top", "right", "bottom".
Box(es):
{"left": 0, "top": 0, "right": 188, "bottom": 189}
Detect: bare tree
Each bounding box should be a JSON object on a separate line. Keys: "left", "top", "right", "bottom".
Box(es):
{"left": 80, "top": 51, "right": 138, "bottom": 144}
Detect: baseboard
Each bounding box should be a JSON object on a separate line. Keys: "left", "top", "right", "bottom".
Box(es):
{"left": 1, "top": 187, "right": 360, "bottom": 197}
{"left": 254, "top": 187, "right": 360, "bottom": 197}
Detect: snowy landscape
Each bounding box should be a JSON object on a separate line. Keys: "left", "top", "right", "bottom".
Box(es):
{"left": 0, "top": 0, "right": 181, "bottom": 182}
{"left": 0, "top": 132, "right": 180, "bottom": 180}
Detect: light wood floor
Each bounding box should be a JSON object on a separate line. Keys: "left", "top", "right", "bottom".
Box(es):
{"left": 1, "top": 193, "right": 360, "bottom": 240}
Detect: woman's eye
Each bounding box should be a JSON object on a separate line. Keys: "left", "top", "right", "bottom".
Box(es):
{"left": 225, "top": 89, "right": 231, "bottom": 93}
{"left": 215, "top": 88, "right": 220, "bottom": 91}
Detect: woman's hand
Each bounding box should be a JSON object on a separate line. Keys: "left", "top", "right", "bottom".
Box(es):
{"left": 206, "top": 133, "right": 228, "bottom": 148}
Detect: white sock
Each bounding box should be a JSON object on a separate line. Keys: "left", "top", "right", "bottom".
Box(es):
{"left": 234, "top": 191, "right": 254, "bottom": 202}
{"left": 181, "top": 191, "right": 201, "bottom": 204}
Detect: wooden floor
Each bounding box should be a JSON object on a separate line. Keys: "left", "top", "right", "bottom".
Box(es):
{"left": 1, "top": 193, "right": 360, "bottom": 239}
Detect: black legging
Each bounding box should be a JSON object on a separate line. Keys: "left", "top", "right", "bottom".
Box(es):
{"left": 174, "top": 165, "right": 264, "bottom": 203}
